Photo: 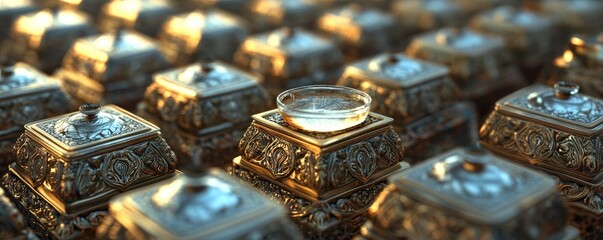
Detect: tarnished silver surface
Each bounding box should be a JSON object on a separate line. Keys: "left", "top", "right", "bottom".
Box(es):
{"left": 158, "top": 9, "right": 247, "bottom": 65}
{"left": 316, "top": 4, "right": 397, "bottom": 60}
{"left": 55, "top": 30, "right": 169, "bottom": 110}
{"left": 338, "top": 53, "right": 478, "bottom": 163}
{"left": 1, "top": 8, "right": 95, "bottom": 73}
{"left": 0, "top": 62, "right": 70, "bottom": 173}
{"left": 140, "top": 60, "right": 271, "bottom": 170}
{"left": 359, "top": 147, "right": 580, "bottom": 240}
{"left": 1, "top": 104, "right": 177, "bottom": 239}
{"left": 480, "top": 82, "right": 603, "bottom": 238}
{"left": 98, "top": 0, "right": 177, "bottom": 37}
{"left": 235, "top": 27, "right": 344, "bottom": 97}
{"left": 97, "top": 168, "right": 302, "bottom": 240}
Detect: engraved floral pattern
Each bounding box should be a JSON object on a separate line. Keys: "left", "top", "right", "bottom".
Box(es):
{"left": 102, "top": 150, "right": 142, "bottom": 190}
{"left": 264, "top": 139, "right": 295, "bottom": 179}
{"left": 515, "top": 125, "right": 555, "bottom": 159}
{"left": 347, "top": 142, "right": 377, "bottom": 183}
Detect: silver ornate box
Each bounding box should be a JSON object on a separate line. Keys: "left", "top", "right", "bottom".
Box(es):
{"left": 138, "top": 60, "right": 271, "bottom": 170}
{"left": 98, "top": 0, "right": 177, "bottom": 37}
{"left": 0, "top": 0, "right": 38, "bottom": 42}
{"left": 0, "top": 62, "right": 70, "bottom": 173}
{"left": 157, "top": 9, "right": 248, "bottom": 66}
{"left": 0, "top": 183, "right": 37, "bottom": 239}
{"left": 1, "top": 8, "right": 95, "bottom": 73}
{"left": 234, "top": 27, "right": 344, "bottom": 97}
{"left": 391, "top": 0, "right": 474, "bottom": 36}
{"left": 316, "top": 4, "right": 398, "bottom": 61}
{"left": 470, "top": 6, "right": 557, "bottom": 71}
{"left": 232, "top": 109, "right": 410, "bottom": 239}
{"left": 541, "top": 0, "right": 603, "bottom": 35}
{"left": 97, "top": 168, "right": 302, "bottom": 240}
{"left": 406, "top": 27, "right": 526, "bottom": 115}
{"left": 248, "top": 0, "right": 322, "bottom": 32}
{"left": 359, "top": 147, "right": 580, "bottom": 240}
{"left": 1, "top": 104, "right": 177, "bottom": 239}
{"left": 55, "top": 30, "right": 169, "bottom": 110}
{"left": 337, "top": 53, "right": 478, "bottom": 163}
{"left": 58, "top": 0, "right": 110, "bottom": 20}
{"left": 480, "top": 82, "right": 603, "bottom": 239}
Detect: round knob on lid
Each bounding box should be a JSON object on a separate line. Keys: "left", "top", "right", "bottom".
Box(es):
{"left": 554, "top": 81, "right": 579, "bottom": 100}
{"left": 199, "top": 58, "right": 214, "bottom": 73}
{"left": 385, "top": 54, "right": 399, "bottom": 64}
{"left": 79, "top": 103, "right": 101, "bottom": 118}
{"left": 0, "top": 59, "right": 15, "bottom": 78}
{"left": 463, "top": 146, "right": 486, "bottom": 173}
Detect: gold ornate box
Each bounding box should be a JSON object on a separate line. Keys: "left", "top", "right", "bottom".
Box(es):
{"left": 97, "top": 168, "right": 302, "bottom": 240}
{"left": 469, "top": 6, "right": 557, "bottom": 71}
{"left": 234, "top": 27, "right": 344, "bottom": 97}
{"left": 0, "top": 62, "right": 70, "bottom": 173}
{"left": 406, "top": 27, "right": 526, "bottom": 115}
{"left": 337, "top": 53, "right": 478, "bottom": 164}
{"left": 157, "top": 9, "right": 248, "bottom": 66}
{"left": 0, "top": 0, "right": 38, "bottom": 42}
{"left": 98, "top": 0, "right": 177, "bottom": 37}
{"left": 0, "top": 187, "right": 37, "bottom": 239}
{"left": 248, "top": 0, "right": 321, "bottom": 32}
{"left": 316, "top": 4, "right": 398, "bottom": 61}
{"left": 1, "top": 8, "right": 95, "bottom": 73}
{"left": 1, "top": 104, "right": 177, "bottom": 239}
{"left": 480, "top": 82, "right": 603, "bottom": 239}
{"left": 545, "top": 34, "right": 603, "bottom": 98}
{"left": 359, "top": 147, "right": 580, "bottom": 240}
{"left": 55, "top": 30, "right": 169, "bottom": 111}
{"left": 58, "top": 0, "right": 110, "bottom": 20}
{"left": 138, "top": 60, "right": 271, "bottom": 169}
{"left": 232, "top": 109, "right": 410, "bottom": 239}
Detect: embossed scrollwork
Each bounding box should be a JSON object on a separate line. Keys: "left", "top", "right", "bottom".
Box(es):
{"left": 347, "top": 142, "right": 377, "bottom": 183}
{"left": 515, "top": 125, "right": 555, "bottom": 159}
{"left": 264, "top": 139, "right": 295, "bottom": 179}
{"left": 102, "top": 150, "right": 142, "bottom": 191}
{"left": 28, "top": 148, "right": 49, "bottom": 187}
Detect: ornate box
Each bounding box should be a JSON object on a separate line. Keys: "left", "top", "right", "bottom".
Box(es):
{"left": 541, "top": 0, "right": 603, "bottom": 35}
{"left": 0, "top": 187, "right": 37, "bottom": 239}
{"left": 1, "top": 8, "right": 95, "bottom": 73}
{"left": 234, "top": 27, "right": 344, "bottom": 97}
{"left": 98, "top": 0, "right": 177, "bottom": 37}
{"left": 359, "top": 147, "right": 580, "bottom": 240}
{"left": 194, "top": 0, "right": 251, "bottom": 15}
{"left": 391, "top": 0, "right": 473, "bottom": 36}
{"left": 337, "top": 53, "right": 478, "bottom": 164}
{"left": 1, "top": 104, "right": 177, "bottom": 239}
{"left": 406, "top": 27, "right": 526, "bottom": 115}
{"left": 469, "top": 6, "right": 557, "bottom": 73}
{"left": 545, "top": 34, "right": 603, "bottom": 98}
{"left": 316, "top": 4, "right": 398, "bottom": 61}
{"left": 97, "top": 166, "right": 302, "bottom": 240}
{"left": 55, "top": 30, "right": 169, "bottom": 111}
{"left": 157, "top": 9, "right": 248, "bottom": 66}
{"left": 58, "top": 0, "right": 110, "bottom": 20}
{"left": 138, "top": 60, "right": 271, "bottom": 169}
{"left": 248, "top": 0, "right": 321, "bottom": 32}
{"left": 232, "top": 109, "right": 410, "bottom": 239}
{"left": 0, "top": 0, "right": 38, "bottom": 42}
{"left": 480, "top": 82, "right": 603, "bottom": 239}
{"left": 0, "top": 61, "right": 70, "bottom": 173}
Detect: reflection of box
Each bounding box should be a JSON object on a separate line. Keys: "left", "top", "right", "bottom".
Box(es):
{"left": 1, "top": 104, "right": 177, "bottom": 239}
{"left": 138, "top": 61, "right": 271, "bottom": 170}
{"left": 1, "top": 8, "right": 95, "bottom": 73}
{"left": 316, "top": 5, "right": 397, "bottom": 60}
{"left": 235, "top": 28, "right": 344, "bottom": 97}
{"left": 158, "top": 10, "right": 247, "bottom": 66}
{"left": 55, "top": 30, "right": 169, "bottom": 111}
{"left": 338, "top": 53, "right": 477, "bottom": 163}
{"left": 407, "top": 27, "right": 526, "bottom": 115}
{"left": 0, "top": 62, "right": 70, "bottom": 173}
{"left": 232, "top": 109, "right": 410, "bottom": 239}
{"left": 360, "top": 147, "right": 580, "bottom": 240}
{"left": 97, "top": 169, "right": 302, "bottom": 239}
{"left": 480, "top": 83, "right": 603, "bottom": 239}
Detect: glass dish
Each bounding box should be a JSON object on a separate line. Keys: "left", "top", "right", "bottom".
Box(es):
{"left": 277, "top": 85, "right": 371, "bottom": 132}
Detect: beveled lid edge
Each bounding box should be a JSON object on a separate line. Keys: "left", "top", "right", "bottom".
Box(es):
{"left": 389, "top": 147, "right": 557, "bottom": 225}
{"left": 496, "top": 84, "right": 603, "bottom": 135}
{"left": 153, "top": 61, "right": 262, "bottom": 99}
{"left": 242, "top": 28, "right": 337, "bottom": 58}
{"left": 409, "top": 28, "right": 505, "bottom": 57}
{"left": 111, "top": 169, "right": 285, "bottom": 239}
{"left": 251, "top": 109, "right": 393, "bottom": 148}
{"left": 0, "top": 62, "right": 61, "bottom": 101}
{"left": 24, "top": 104, "right": 160, "bottom": 158}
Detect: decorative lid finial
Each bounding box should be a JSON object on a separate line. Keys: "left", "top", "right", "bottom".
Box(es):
{"left": 554, "top": 81, "right": 579, "bottom": 100}
{"left": 463, "top": 146, "right": 486, "bottom": 173}
{"left": 79, "top": 103, "right": 101, "bottom": 118}
{"left": 0, "top": 59, "right": 15, "bottom": 78}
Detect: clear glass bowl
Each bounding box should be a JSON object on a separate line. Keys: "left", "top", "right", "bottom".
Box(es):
{"left": 277, "top": 85, "right": 372, "bottom": 132}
